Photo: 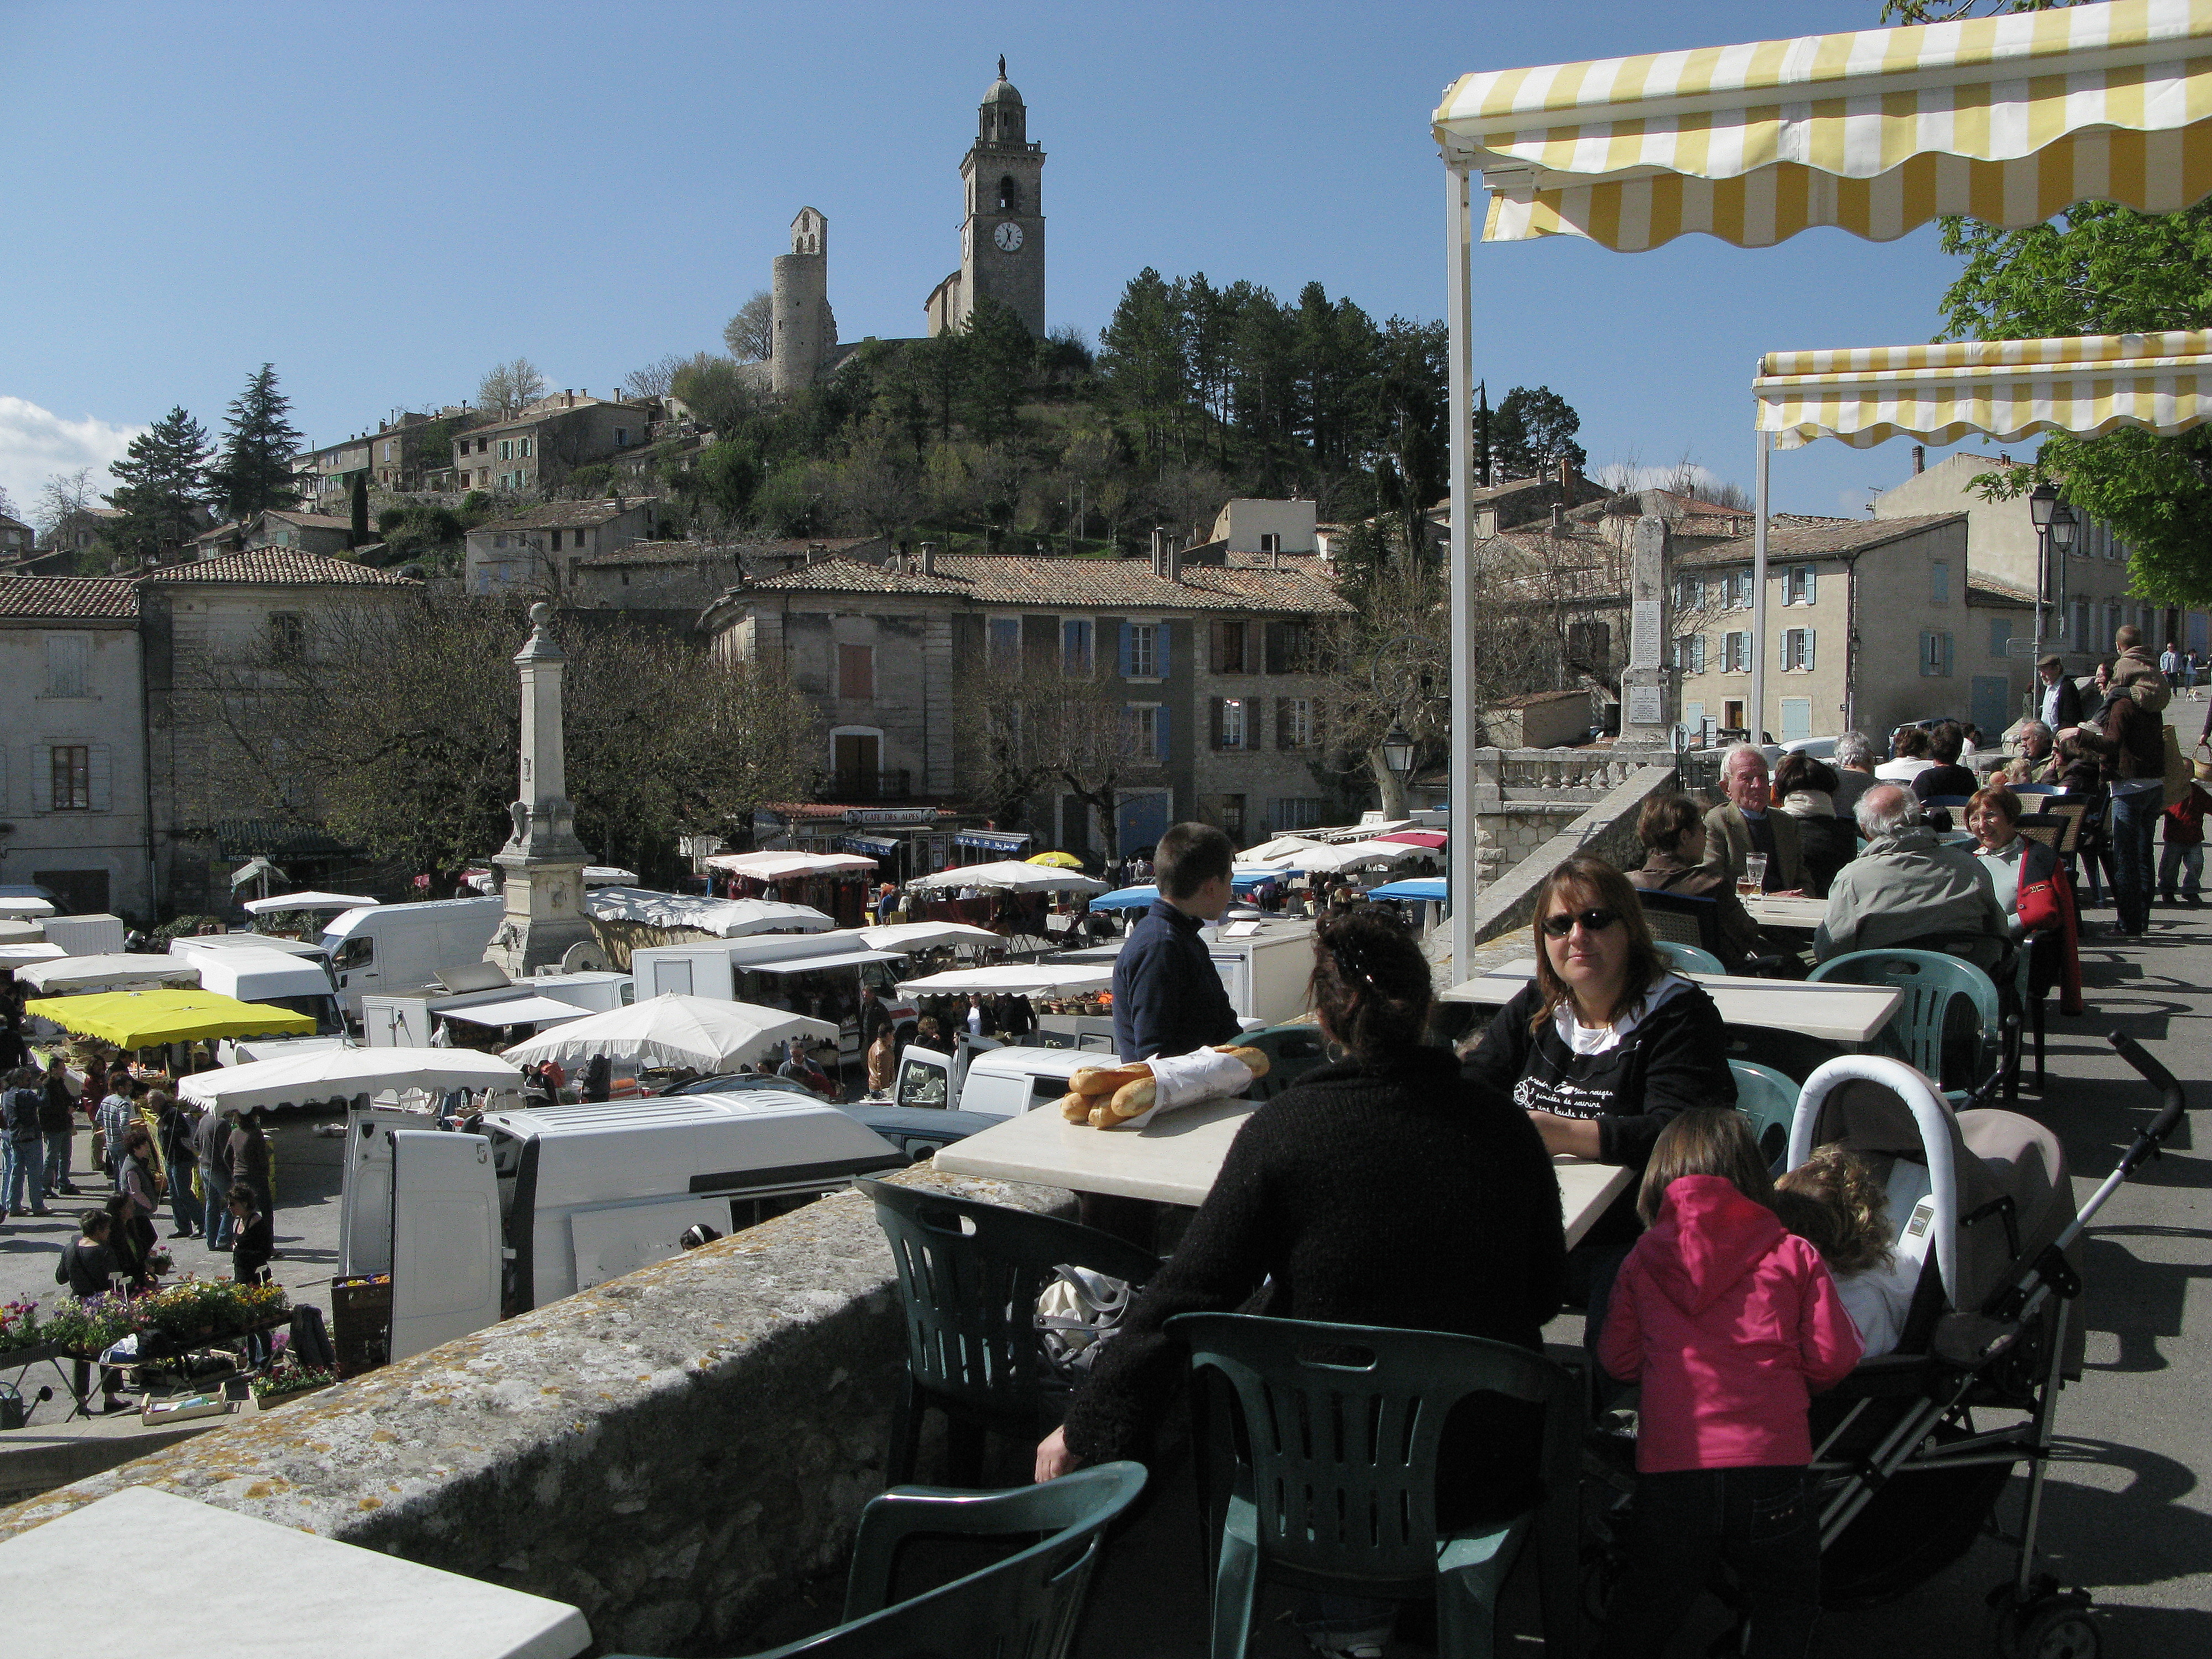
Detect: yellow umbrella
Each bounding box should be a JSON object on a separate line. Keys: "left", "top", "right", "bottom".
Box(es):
{"left": 26, "top": 989, "right": 315, "bottom": 1048}
{"left": 1025, "top": 851, "right": 1086, "bottom": 869}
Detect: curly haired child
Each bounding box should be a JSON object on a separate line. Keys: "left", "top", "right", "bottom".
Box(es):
{"left": 1775, "top": 1145, "right": 1919, "bottom": 1359}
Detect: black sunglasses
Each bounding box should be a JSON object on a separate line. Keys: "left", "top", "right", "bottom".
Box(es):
{"left": 1541, "top": 907, "right": 1621, "bottom": 938}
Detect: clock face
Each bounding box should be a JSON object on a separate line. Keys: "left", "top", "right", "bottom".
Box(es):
{"left": 993, "top": 221, "right": 1024, "bottom": 253}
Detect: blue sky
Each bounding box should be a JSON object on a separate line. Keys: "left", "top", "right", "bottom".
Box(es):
{"left": 0, "top": 0, "right": 2012, "bottom": 523}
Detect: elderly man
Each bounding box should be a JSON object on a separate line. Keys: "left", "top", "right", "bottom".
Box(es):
{"left": 2037, "top": 654, "right": 2085, "bottom": 733}
{"left": 1829, "top": 731, "right": 1879, "bottom": 818}
{"left": 1814, "top": 785, "right": 2008, "bottom": 968}
{"left": 1699, "top": 744, "right": 1803, "bottom": 893}
{"left": 2005, "top": 721, "right": 2057, "bottom": 786}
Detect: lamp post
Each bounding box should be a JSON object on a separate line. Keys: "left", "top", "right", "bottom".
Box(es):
{"left": 1381, "top": 723, "right": 1416, "bottom": 783}
{"left": 2028, "top": 484, "right": 2079, "bottom": 650}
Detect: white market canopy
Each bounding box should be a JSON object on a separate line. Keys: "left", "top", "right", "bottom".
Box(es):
{"left": 179, "top": 1046, "right": 524, "bottom": 1115}
{"left": 1437, "top": 0, "right": 2212, "bottom": 252}
{"left": 1282, "top": 840, "right": 1428, "bottom": 876}
{"left": 585, "top": 886, "right": 834, "bottom": 938}
{"left": 17, "top": 954, "right": 201, "bottom": 996}
{"left": 241, "top": 891, "right": 379, "bottom": 916}
{"left": 499, "top": 993, "right": 837, "bottom": 1072}
{"left": 1756, "top": 328, "right": 2212, "bottom": 448}
{"left": 856, "top": 921, "right": 1005, "bottom": 954}
{"left": 905, "top": 860, "right": 1108, "bottom": 896}
{"left": 1237, "top": 837, "right": 1330, "bottom": 867}
{"left": 895, "top": 962, "right": 1114, "bottom": 998}
{"left": 0, "top": 896, "right": 57, "bottom": 919}
{"left": 705, "top": 851, "right": 879, "bottom": 880}
{"left": 437, "top": 995, "right": 594, "bottom": 1029}
{"left": 0, "top": 943, "right": 67, "bottom": 968}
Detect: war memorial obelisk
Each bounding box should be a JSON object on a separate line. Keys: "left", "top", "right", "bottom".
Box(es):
{"left": 485, "top": 602, "right": 594, "bottom": 975}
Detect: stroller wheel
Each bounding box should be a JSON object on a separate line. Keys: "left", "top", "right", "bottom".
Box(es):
{"left": 1987, "top": 1581, "right": 2098, "bottom": 1659}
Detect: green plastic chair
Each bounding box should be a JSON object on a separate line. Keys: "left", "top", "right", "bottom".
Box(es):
{"left": 1655, "top": 940, "right": 1727, "bottom": 975}
{"left": 1806, "top": 948, "right": 2002, "bottom": 1105}
{"left": 1727, "top": 1059, "right": 1799, "bottom": 1170}
{"left": 862, "top": 1178, "right": 1160, "bottom": 1486}
{"left": 1235, "top": 1022, "right": 1331, "bottom": 1102}
{"left": 602, "top": 1462, "right": 1147, "bottom": 1659}
{"left": 1170, "top": 1312, "right": 1580, "bottom": 1659}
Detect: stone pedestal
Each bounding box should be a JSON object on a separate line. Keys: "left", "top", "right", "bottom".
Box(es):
{"left": 1620, "top": 515, "right": 1677, "bottom": 746}
{"left": 486, "top": 603, "right": 595, "bottom": 977}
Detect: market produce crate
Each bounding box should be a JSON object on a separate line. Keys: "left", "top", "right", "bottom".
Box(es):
{"left": 329, "top": 1275, "right": 392, "bottom": 1377}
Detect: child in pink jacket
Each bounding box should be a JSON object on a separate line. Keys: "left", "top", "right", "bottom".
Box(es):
{"left": 1595, "top": 1110, "right": 1863, "bottom": 1659}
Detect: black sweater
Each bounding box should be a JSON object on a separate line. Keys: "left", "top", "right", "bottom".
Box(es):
{"left": 1458, "top": 978, "right": 1735, "bottom": 1171}
{"left": 1061, "top": 1046, "right": 1567, "bottom": 1466}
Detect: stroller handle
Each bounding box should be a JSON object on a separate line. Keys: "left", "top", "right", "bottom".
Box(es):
{"left": 2108, "top": 1032, "right": 2188, "bottom": 1179}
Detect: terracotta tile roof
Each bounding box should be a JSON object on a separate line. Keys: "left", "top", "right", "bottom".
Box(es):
{"left": 474, "top": 497, "right": 660, "bottom": 533}
{"left": 139, "top": 550, "right": 420, "bottom": 587}
{"left": 264, "top": 509, "right": 354, "bottom": 530}
{"left": 1677, "top": 512, "right": 1964, "bottom": 566}
{"left": 1968, "top": 572, "right": 2037, "bottom": 604}
{"left": 0, "top": 577, "right": 141, "bottom": 618}
{"left": 466, "top": 399, "right": 646, "bottom": 437}
{"left": 733, "top": 553, "right": 1351, "bottom": 614}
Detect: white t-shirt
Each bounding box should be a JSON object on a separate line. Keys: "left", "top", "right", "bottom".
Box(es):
{"left": 1550, "top": 973, "right": 1691, "bottom": 1057}
{"left": 1833, "top": 1253, "right": 1919, "bottom": 1358}
{"left": 1874, "top": 757, "right": 1936, "bottom": 783}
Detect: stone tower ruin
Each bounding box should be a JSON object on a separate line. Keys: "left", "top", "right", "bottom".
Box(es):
{"left": 771, "top": 207, "right": 835, "bottom": 394}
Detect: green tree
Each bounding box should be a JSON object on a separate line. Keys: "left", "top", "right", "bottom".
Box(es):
{"left": 1098, "top": 268, "right": 1191, "bottom": 467}
{"left": 1491, "top": 385, "right": 1587, "bottom": 478}
{"left": 959, "top": 297, "right": 1037, "bottom": 442}
{"left": 208, "top": 365, "right": 304, "bottom": 522}
{"left": 670, "top": 352, "right": 758, "bottom": 432}
{"left": 102, "top": 405, "right": 210, "bottom": 564}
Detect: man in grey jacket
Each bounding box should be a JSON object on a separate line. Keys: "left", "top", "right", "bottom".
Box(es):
{"left": 1814, "top": 785, "right": 2009, "bottom": 969}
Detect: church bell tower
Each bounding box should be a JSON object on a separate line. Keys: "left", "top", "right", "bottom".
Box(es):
{"left": 927, "top": 56, "right": 1045, "bottom": 337}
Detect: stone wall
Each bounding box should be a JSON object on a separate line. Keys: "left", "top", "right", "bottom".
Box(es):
{"left": 0, "top": 1167, "right": 1067, "bottom": 1658}
{"left": 1473, "top": 803, "right": 1588, "bottom": 875}
{"left": 1460, "top": 762, "right": 1679, "bottom": 952}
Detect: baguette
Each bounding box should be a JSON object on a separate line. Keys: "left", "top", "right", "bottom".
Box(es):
{"left": 1056, "top": 1091, "right": 1091, "bottom": 1123}
{"left": 1069, "top": 1062, "right": 1151, "bottom": 1096}
{"left": 1102, "top": 1076, "right": 1156, "bottom": 1122}
{"left": 1087, "top": 1103, "right": 1112, "bottom": 1128}
{"left": 1213, "top": 1044, "right": 1270, "bottom": 1078}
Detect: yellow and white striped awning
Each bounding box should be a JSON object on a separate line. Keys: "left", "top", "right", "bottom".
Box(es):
{"left": 1437, "top": 0, "right": 2212, "bottom": 250}
{"left": 1754, "top": 329, "right": 2212, "bottom": 448}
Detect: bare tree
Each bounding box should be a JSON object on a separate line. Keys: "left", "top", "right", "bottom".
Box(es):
{"left": 621, "top": 354, "right": 687, "bottom": 401}
{"left": 956, "top": 661, "right": 1159, "bottom": 863}
{"left": 34, "top": 468, "right": 97, "bottom": 549}
{"left": 724, "top": 291, "right": 774, "bottom": 362}
{"left": 476, "top": 358, "right": 549, "bottom": 419}
{"left": 0, "top": 481, "right": 19, "bottom": 523}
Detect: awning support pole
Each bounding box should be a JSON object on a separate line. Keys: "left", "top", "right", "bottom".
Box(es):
{"left": 1751, "top": 430, "right": 1770, "bottom": 747}
{"left": 1446, "top": 165, "right": 1478, "bottom": 974}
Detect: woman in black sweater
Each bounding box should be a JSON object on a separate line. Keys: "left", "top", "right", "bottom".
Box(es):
{"left": 1040, "top": 910, "right": 1568, "bottom": 1496}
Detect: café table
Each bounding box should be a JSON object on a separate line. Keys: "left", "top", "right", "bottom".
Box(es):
{"left": 1439, "top": 960, "right": 1902, "bottom": 1047}
{"left": 933, "top": 1094, "right": 1634, "bottom": 1248}
{"left": 1741, "top": 894, "right": 1829, "bottom": 933}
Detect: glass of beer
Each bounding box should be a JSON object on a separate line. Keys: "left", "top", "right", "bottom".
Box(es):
{"left": 1740, "top": 852, "right": 1768, "bottom": 898}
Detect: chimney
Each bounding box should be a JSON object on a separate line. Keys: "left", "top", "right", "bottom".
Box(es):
{"left": 1474, "top": 505, "right": 1499, "bottom": 541}
{"left": 564, "top": 390, "right": 574, "bottom": 408}
{"left": 1912, "top": 444, "right": 1925, "bottom": 475}
{"left": 1150, "top": 527, "right": 1183, "bottom": 582}
{"left": 920, "top": 541, "right": 938, "bottom": 576}
{"left": 1550, "top": 505, "right": 1565, "bottom": 536}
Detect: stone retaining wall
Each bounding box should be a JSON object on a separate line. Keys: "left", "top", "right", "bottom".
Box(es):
{"left": 1460, "top": 763, "right": 1679, "bottom": 951}
{"left": 0, "top": 1167, "right": 1066, "bottom": 1657}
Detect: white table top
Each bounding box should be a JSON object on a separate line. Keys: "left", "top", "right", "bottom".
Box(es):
{"left": 1742, "top": 894, "right": 1829, "bottom": 931}
{"left": 1440, "top": 959, "right": 1901, "bottom": 1045}
{"left": 932, "top": 1097, "right": 1634, "bottom": 1248}
{"left": 0, "top": 1487, "right": 590, "bottom": 1658}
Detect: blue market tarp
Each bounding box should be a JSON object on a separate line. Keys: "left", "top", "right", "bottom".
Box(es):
{"left": 1091, "top": 870, "right": 1284, "bottom": 911}
{"left": 1367, "top": 878, "right": 1446, "bottom": 902}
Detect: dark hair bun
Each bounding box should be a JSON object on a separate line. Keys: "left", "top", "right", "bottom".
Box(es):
{"left": 1312, "top": 909, "right": 1431, "bottom": 1056}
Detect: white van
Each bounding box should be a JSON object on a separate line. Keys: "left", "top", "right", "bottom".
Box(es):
{"left": 174, "top": 943, "right": 344, "bottom": 1034}
{"left": 336, "top": 1092, "right": 903, "bottom": 1353}
{"left": 629, "top": 929, "right": 916, "bottom": 1061}
{"left": 319, "top": 896, "right": 504, "bottom": 1017}
{"left": 891, "top": 1041, "right": 1108, "bottom": 1118}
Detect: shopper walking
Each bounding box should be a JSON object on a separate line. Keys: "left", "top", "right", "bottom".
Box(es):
{"left": 2, "top": 1067, "right": 50, "bottom": 1220}
{"left": 40, "top": 1054, "right": 80, "bottom": 1198}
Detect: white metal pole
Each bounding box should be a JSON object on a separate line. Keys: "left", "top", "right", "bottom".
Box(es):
{"left": 1751, "top": 431, "right": 1770, "bottom": 745}
{"left": 1446, "top": 165, "right": 1477, "bottom": 974}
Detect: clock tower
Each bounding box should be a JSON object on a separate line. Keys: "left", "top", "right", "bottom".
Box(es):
{"left": 926, "top": 57, "right": 1045, "bottom": 337}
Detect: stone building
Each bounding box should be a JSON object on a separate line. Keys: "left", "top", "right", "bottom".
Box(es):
{"left": 771, "top": 208, "right": 837, "bottom": 395}
{"left": 194, "top": 508, "right": 356, "bottom": 561}
{"left": 138, "top": 549, "right": 422, "bottom": 912}
{"left": 700, "top": 548, "right": 1354, "bottom": 855}
{"left": 570, "top": 535, "right": 890, "bottom": 613}
{"left": 0, "top": 577, "right": 153, "bottom": 918}
{"left": 465, "top": 498, "right": 661, "bottom": 598}
{"left": 0, "top": 512, "right": 36, "bottom": 571}
{"left": 925, "top": 59, "right": 1045, "bottom": 338}
{"left": 450, "top": 394, "right": 650, "bottom": 494}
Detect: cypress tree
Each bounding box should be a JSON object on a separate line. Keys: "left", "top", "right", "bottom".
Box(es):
{"left": 208, "top": 363, "right": 305, "bottom": 522}
{"left": 349, "top": 472, "right": 369, "bottom": 549}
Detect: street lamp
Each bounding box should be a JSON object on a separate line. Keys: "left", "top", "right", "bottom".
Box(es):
{"left": 2028, "top": 483, "right": 2075, "bottom": 655}
{"left": 1381, "top": 723, "right": 1416, "bottom": 781}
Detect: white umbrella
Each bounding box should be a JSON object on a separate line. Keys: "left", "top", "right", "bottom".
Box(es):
{"left": 857, "top": 921, "right": 1005, "bottom": 954}
{"left": 241, "top": 890, "right": 379, "bottom": 916}
{"left": 706, "top": 851, "right": 879, "bottom": 879}
{"left": 178, "top": 1046, "right": 524, "bottom": 1115}
{"left": 895, "top": 963, "right": 1113, "bottom": 998}
{"left": 583, "top": 866, "right": 637, "bottom": 887}
{"left": 585, "top": 887, "right": 834, "bottom": 938}
{"left": 499, "top": 994, "right": 837, "bottom": 1072}
{"left": 1285, "top": 841, "right": 1425, "bottom": 875}
{"left": 905, "top": 860, "right": 1107, "bottom": 896}
{"left": 1238, "top": 836, "right": 1333, "bottom": 867}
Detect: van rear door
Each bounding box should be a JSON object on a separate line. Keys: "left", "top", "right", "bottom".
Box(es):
{"left": 388, "top": 1130, "right": 503, "bottom": 1359}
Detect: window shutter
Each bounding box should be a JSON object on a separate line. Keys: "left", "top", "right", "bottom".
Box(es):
{"left": 1919, "top": 631, "right": 1934, "bottom": 676}
{"left": 1117, "top": 621, "right": 1134, "bottom": 678}
{"left": 1803, "top": 567, "right": 1817, "bottom": 604}
{"left": 1804, "top": 628, "right": 1816, "bottom": 671}
{"left": 1210, "top": 620, "right": 1227, "bottom": 672}
{"left": 1778, "top": 629, "right": 1792, "bottom": 669}
{"left": 1942, "top": 633, "right": 1955, "bottom": 677}
{"left": 1210, "top": 699, "right": 1225, "bottom": 750}
{"left": 31, "top": 744, "right": 51, "bottom": 812}
{"left": 1691, "top": 635, "right": 1707, "bottom": 675}
{"left": 88, "top": 744, "right": 111, "bottom": 812}
{"left": 1156, "top": 622, "right": 1170, "bottom": 680}
{"left": 1155, "top": 705, "right": 1170, "bottom": 760}
{"left": 1276, "top": 698, "right": 1292, "bottom": 750}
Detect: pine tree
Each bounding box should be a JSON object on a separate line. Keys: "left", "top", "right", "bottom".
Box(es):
{"left": 208, "top": 364, "right": 305, "bottom": 522}
{"left": 102, "top": 405, "right": 211, "bottom": 564}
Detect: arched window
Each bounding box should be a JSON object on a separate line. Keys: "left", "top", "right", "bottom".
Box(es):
{"left": 997, "top": 175, "right": 1020, "bottom": 212}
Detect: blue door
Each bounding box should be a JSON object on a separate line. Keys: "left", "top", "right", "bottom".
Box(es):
{"left": 1970, "top": 675, "right": 2012, "bottom": 735}
{"left": 1116, "top": 791, "right": 1170, "bottom": 856}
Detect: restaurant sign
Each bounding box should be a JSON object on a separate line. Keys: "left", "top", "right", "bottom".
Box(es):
{"left": 844, "top": 807, "right": 937, "bottom": 826}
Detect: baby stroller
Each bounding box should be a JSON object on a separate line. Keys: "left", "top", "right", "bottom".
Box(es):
{"left": 1590, "top": 1036, "right": 2184, "bottom": 1659}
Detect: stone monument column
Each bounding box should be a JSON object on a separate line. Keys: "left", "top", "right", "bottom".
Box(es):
{"left": 1620, "top": 514, "right": 1677, "bottom": 746}
{"left": 486, "top": 602, "right": 594, "bottom": 975}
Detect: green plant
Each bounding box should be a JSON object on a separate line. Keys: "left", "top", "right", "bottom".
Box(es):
{"left": 0, "top": 1298, "right": 43, "bottom": 1352}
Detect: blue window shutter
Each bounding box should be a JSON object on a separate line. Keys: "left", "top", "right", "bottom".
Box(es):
{"left": 1804, "top": 567, "right": 1817, "bottom": 604}
{"left": 1156, "top": 622, "right": 1171, "bottom": 679}
{"left": 1117, "top": 621, "right": 1133, "bottom": 677}
{"left": 1805, "top": 628, "right": 1816, "bottom": 671}
{"left": 1692, "top": 635, "right": 1706, "bottom": 675}
{"left": 1155, "top": 705, "right": 1170, "bottom": 760}
{"left": 1943, "top": 633, "right": 1955, "bottom": 677}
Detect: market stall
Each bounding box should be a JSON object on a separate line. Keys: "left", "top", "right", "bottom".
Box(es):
{"left": 27, "top": 989, "right": 316, "bottom": 1047}
{"left": 895, "top": 961, "right": 1117, "bottom": 1042}
{"left": 179, "top": 1046, "right": 525, "bottom": 1116}
{"left": 18, "top": 954, "right": 203, "bottom": 997}
{"left": 499, "top": 993, "right": 837, "bottom": 1074}
{"left": 705, "top": 850, "right": 879, "bottom": 926}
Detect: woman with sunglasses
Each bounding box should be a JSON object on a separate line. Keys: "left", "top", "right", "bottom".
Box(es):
{"left": 1461, "top": 857, "right": 1735, "bottom": 1325}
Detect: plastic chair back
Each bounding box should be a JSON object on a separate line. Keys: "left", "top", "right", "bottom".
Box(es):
{"left": 1170, "top": 1312, "right": 1574, "bottom": 1594}
{"left": 604, "top": 1463, "right": 1148, "bottom": 1659}
{"left": 1634, "top": 888, "right": 1722, "bottom": 953}
{"left": 1727, "top": 1059, "right": 1800, "bottom": 1169}
{"left": 2010, "top": 782, "right": 2062, "bottom": 797}
{"left": 1807, "top": 949, "right": 2001, "bottom": 1097}
{"left": 1653, "top": 940, "right": 1725, "bottom": 975}
{"left": 1922, "top": 794, "right": 1973, "bottom": 809}
{"left": 861, "top": 1180, "right": 1160, "bottom": 1421}
{"left": 1236, "top": 1022, "right": 1329, "bottom": 1102}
